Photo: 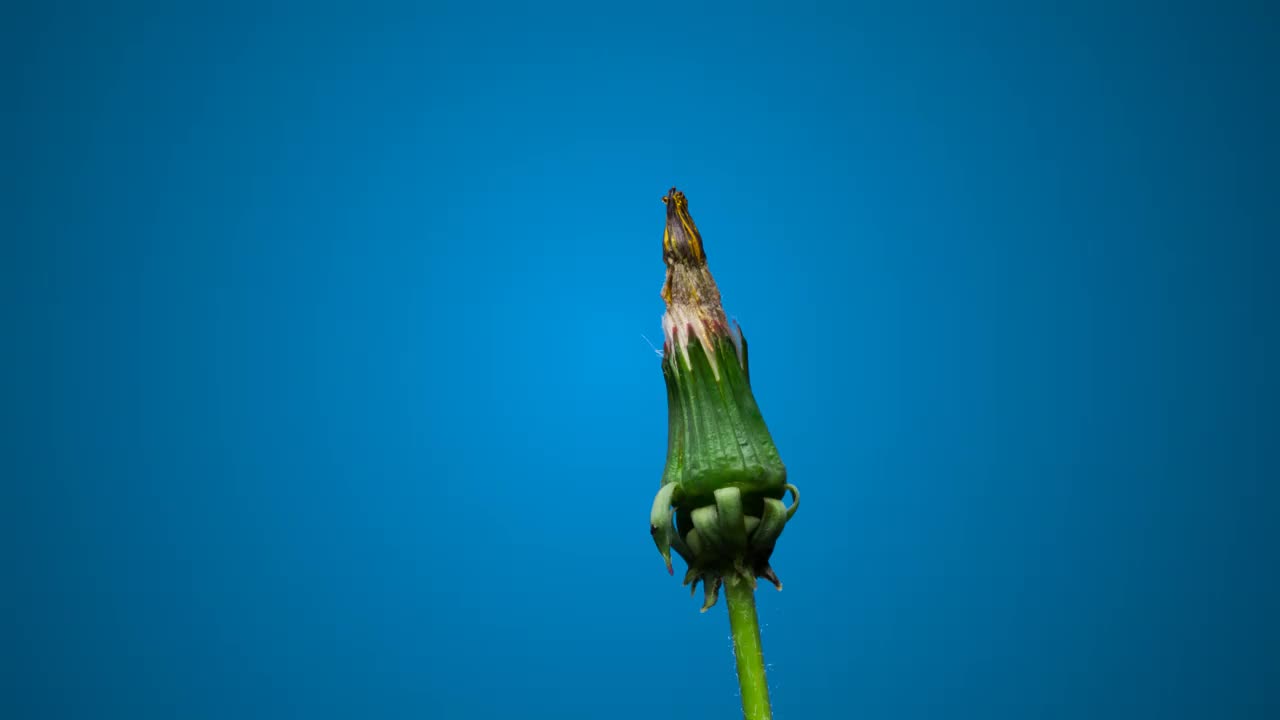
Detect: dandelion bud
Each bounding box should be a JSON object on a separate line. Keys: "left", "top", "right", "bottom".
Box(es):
{"left": 649, "top": 189, "right": 799, "bottom": 611}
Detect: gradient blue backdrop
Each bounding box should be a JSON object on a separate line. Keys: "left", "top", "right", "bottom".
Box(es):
{"left": 5, "top": 1, "right": 1277, "bottom": 718}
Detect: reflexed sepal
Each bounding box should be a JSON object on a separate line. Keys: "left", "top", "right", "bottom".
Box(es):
{"left": 650, "top": 475, "right": 800, "bottom": 610}
{"left": 650, "top": 483, "right": 678, "bottom": 575}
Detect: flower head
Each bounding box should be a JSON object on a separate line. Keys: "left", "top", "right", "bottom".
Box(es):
{"left": 649, "top": 188, "right": 799, "bottom": 611}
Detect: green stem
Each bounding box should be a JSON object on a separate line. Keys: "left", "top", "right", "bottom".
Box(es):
{"left": 725, "top": 574, "right": 772, "bottom": 720}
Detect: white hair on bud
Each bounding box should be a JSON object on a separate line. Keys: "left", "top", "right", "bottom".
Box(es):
{"left": 662, "top": 306, "right": 721, "bottom": 381}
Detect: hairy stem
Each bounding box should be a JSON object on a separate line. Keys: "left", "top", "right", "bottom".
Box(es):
{"left": 725, "top": 574, "right": 772, "bottom": 720}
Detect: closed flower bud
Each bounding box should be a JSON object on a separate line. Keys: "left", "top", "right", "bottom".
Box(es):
{"left": 649, "top": 189, "right": 799, "bottom": 611}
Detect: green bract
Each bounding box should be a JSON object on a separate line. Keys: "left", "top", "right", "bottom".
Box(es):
{"left": 662, "top": 332, "right": 785, "bottom": 499}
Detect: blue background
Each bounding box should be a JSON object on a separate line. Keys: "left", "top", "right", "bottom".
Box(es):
{"left": 5, "top": 1, "right": 1278, "bottom": 718}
